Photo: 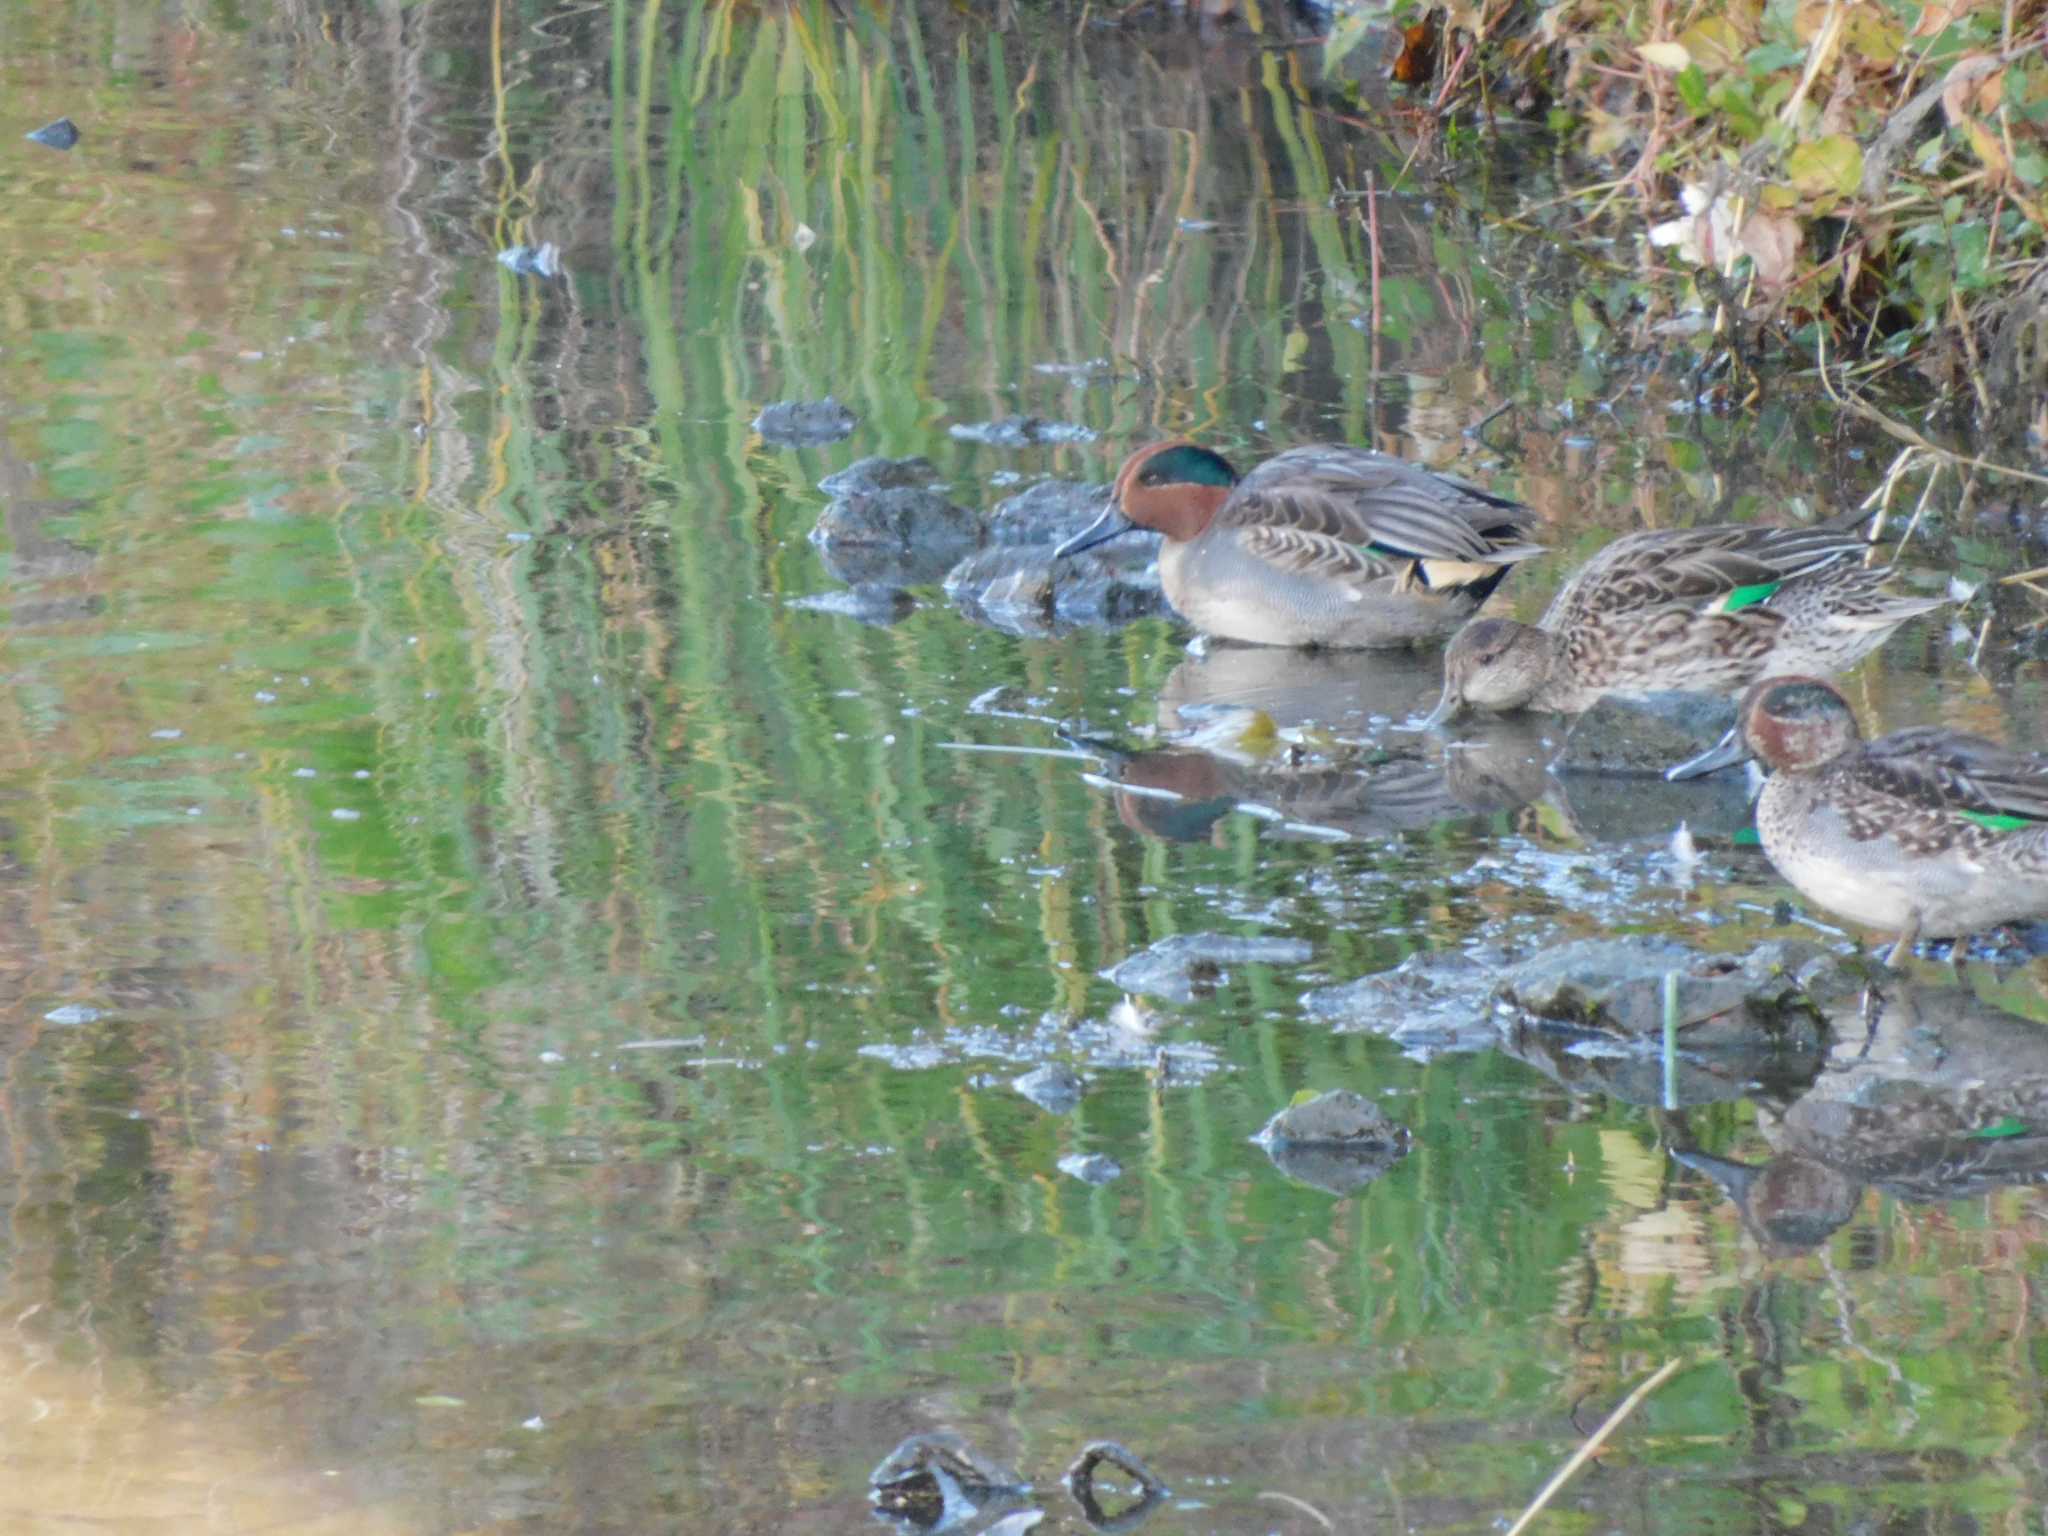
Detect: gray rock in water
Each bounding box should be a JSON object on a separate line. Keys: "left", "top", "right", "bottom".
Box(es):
{"left": 1257, "top": 1087, "right": 1409, "bottom": 1147}
{"left": 944, "top": 542, "right": 1165, "bottom": 636}
{"left": 1559, "top": 691, "right": 1739, "bottom": 775}
{"left": 811, "top": 488, "right": 983, "bottom": 589}
{"left": 1502, "top": 935, "right": 1841, "bottom": 1042}
{"left": 949, "top": 416, "right": 1097, "bottom": 447}
{"left": 818, "top": 455, "right": 940, "bottom": 497}
{"left": 985, "top": 480, "right": 1113, "bottom": 546}
{"left": 869, "top": 1432, "right": 1028, "bottom": 1526}
{"left": 27, "top": 117, "right": 79, "bottom": 150}
{"left": 1058, "top": 1152, "right": 1122, "bottom": 1185}
{"left": 752, "top": 396, "right": 857, "bottom": 446}
{"left": 1013, "top": 1063, "right": 1084, "bottom": 1115}
{"left": 1254, "top": 1089, "right": 1411, "bottom": 1193}
{"left": 1301, "top": 946, "right": 1513, "bottom": 1054}
{"left": 1102, "top": 932, "right": 1314, "bottom": 1003}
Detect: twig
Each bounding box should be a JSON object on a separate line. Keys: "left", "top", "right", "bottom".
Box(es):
{"left": 1366, "top": 170, "right": 1384, "bottom": 379}
{"left": 1258, "top": 1491, "right": 1334, "bottom": 1530}
{"left": 1503, "top": 1357, "right": 1686, "bottom": 1536}
{"left": 1818, "top": 329, "right": 2048, "bottom": 488}
{"left": 1887, "top": 460, "right": 1942, "bottom": 566}
{"left": 1433, "top": 38, "right": 1474, "bottom": 112}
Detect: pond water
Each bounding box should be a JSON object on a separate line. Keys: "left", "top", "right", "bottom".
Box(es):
{"left": 5, "top": 3, "right": 2048, "bottom": 1533}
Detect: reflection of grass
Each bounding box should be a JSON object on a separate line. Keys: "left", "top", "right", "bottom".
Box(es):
{"left": 4, "top": 6, "right": 2047, "bottom": 1531}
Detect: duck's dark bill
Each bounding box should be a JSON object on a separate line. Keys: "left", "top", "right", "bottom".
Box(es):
{"left": 1666, "top": 724, "right": 1750, "bottom": 781}
{"left": 1053, "top": 503, "right": 1137, "bottom": 561}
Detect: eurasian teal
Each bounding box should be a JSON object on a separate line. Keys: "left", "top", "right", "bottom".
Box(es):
{"left": 1673, "top": 675, "right": 2048, "bottom": 966}
{"left": 1053, "top": 440, "right": 1544, "bottom": 648}
{"left": 1421, "top": 521, "right": 1945, "bottom": 725}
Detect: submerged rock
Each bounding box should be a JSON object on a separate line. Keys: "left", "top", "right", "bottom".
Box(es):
{"left": 945, "top": 543, "right": 1165, "bottom": 636}
{"left": 984, "top": 479, "right": 1114, "bottom": 547}
{"left": 810, "top": 487, "right": 983, "bottom": 589}
{"left": 944, "top": 477, "right": 1165, "bottom": 635}
{"left": 1559, "top": 690, "right": 1739, "bottom": 775}
{"left": 1064, "top": 1441, "right": 1170, "bottom": 1528}
{"left": 1254, "top": 1088, "right": 1411, "bottom": 1192}
{"left": 818, "top": 455, "right": 942, "bottom": 497}
{"left": 784, "top": 585, "right": 916, "bottom": 628}
{"left": 26, "top": 117, "right": 79, "bottom": 150}
{"left": 949, "top": 416, "right": 1097, "bottom": 447}
{"left": 1500, "top": 935, "right": 1840, "bottom": 1041}
{"left": 1304, "top": 936, "right": 1850, "bottom": 1088}
{"left": 1012, "top": 1063, "right": 1085, "bottom": 1114}
{"left": 869, "top": 1433, "right": 1029, "bottom": 1528}
{"left": 1302, "top": 945, "right": 1521, "bottom": 1054}
{"left": 1102, "top": 931, "right": 1314, "bottom": 1004}
{"left": 752, "top": 396, "right": 857, "bottom": 446}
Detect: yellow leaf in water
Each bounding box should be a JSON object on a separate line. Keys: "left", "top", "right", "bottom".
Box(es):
{"left": 1233, "top": 710, "right": 1279, "bottom": 755}
{"left": 1638, "top": 41, "right": 1692, "bottom": 70}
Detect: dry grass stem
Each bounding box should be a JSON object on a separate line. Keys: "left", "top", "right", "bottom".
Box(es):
{"left": 1503, "top": 1357, "right": 1686, "bottom": 1536}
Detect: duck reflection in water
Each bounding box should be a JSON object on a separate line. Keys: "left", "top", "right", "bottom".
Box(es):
{"left": 1668, "top": 977, "right": 2048, "bottom": 1258}
{"left": 1082, "top": 644, "right": 1757, "bottom": 846}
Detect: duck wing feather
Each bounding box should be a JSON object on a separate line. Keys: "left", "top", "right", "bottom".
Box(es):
{"left": 1227, "top": 448, "right": 1542, "bottom": 564}
{"left": 1852, "top": 728, "right": 2048, "bottom": 826}
{"left": 1547, "top": 524, "right": 1867, "bottom": 629}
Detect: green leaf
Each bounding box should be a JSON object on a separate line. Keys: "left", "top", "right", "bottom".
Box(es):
{"left": 1745, "top": 41, "right": 1808, "bottom": 72}
{"left": 1676, "top": 64, "right": 1710, "bottom": 114}
{"left": 2015, "top": 148, "right": 2048, "bottom": 186}
{"left": 1785, "top": 135, "right": 1864, "bottom": 197}
{"left": 1571, "top": 294, "right": 1605, "bottom": 352}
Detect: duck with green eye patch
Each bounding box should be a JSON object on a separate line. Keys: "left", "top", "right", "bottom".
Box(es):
{"left": 1053, "top": 440, "right": 1545, "bottom": 649}
{"left": 1670, "top": 675, "right": 2048, "bottom": 967}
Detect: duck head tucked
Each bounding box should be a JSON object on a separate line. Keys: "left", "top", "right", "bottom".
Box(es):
{"left": 1420, "top": 617, "right": 1560, "bottom": 727}
{"left": 1055, "top": 440, "right": 1239, "bottom": 559}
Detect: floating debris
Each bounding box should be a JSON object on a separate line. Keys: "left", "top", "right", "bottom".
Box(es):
{"left": 1057, "top": 1152, "right": 1122, "bottom": 1185}
{"left": 785, "top": 586, "right": 916, "bottom": 628}
{"left": 1102, "top": 932, "right": 1314, "bottom": 1004}
{"left": 751, "top": 396, "right": 857, "bottom": 447}
{"left": 1012, "top": 1063, "right": 1085, "bottom": 1115}
{"left": 1031, "top": 357, "right": 1113, "bottom": 380}
{"left": 26, "top": 117, "right": 79, "bottom": 150}
{"left": 948, "top": 416, "right": 1097, "bottom": 447}
{"left": 495, "top": 242, "right": 561, "bottom": 279}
